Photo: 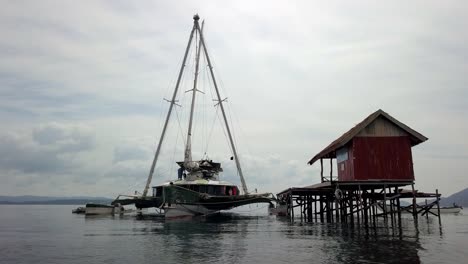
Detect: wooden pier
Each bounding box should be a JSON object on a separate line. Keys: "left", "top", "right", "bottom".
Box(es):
{"left": 276, "top": 110, "right": 442, "bottom": 227}
{"left": 277, "top": 181, "right": 441, "bottom": 226}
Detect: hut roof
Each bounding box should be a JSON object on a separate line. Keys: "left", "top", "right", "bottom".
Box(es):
{"left": 307, "top": 109, "right": 428, "bottom": 165}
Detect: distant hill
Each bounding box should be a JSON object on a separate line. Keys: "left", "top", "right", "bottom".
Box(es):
{"left": 0, "top": 195, "right": 113, "bottom": 205}
{"left": 438, "top": 188, "right": 468, "bottom": 207}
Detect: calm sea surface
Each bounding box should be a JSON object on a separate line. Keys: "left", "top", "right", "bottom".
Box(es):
{"left": 0, "top": 205, "right": 467, "bottom": 264}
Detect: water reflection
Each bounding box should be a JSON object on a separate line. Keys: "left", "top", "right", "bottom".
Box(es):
{"left": 134, "top": 213, "right": 250, "bottom": 263}
{"left": 277, "top": 217, "right": 424, "bottom": 263}
{"left": 2, "top": 205, "right": 465, "bottom": 264}
{"left": 132, "top": 213, "right": 429, "bottom": 263}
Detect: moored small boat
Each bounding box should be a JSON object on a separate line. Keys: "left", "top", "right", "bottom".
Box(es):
{"left": 72, "top": 207, "right": 85, "bottom": 214}
{"left": 85, "top": 203, "right": 125, "bottom": 215}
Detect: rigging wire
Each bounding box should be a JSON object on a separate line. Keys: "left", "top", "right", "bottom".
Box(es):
{"left": 204, "top": 62, "right": 234, "bottom": 158}
{"left": 204, "top": 103, "right": 219, "bottom": 155}
{"left": 139, "top": 34, "right": 189, "bottom": 192}
{"left": 202, "top": 36, "right": 256, "bottom": 186}
{"left": 203, "top": 49, "right": 244, "bottom": 183}
{"left": 165, "top": 30, "right": 198, "bottom": 175}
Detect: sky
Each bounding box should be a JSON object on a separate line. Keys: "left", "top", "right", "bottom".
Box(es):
{"left": 0, "top": 0, "right": 467, "bottom": 197}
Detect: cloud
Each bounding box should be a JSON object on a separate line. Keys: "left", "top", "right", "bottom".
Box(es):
{"left": 0, "top": 123, "right": 95, "bottom": 174}
{"left": 113, "top": 144, "right": 152, "bottom": 164}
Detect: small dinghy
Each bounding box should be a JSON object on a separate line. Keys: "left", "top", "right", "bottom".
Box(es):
{"left": 72, "top": 207, "right": 85, "bottom": 214}
{"left": 85, "top": 203, "right": 125, "bottom": 215}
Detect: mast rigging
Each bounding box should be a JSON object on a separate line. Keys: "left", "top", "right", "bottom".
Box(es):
{"left": 142, "top": 14, "right": 249, "bottom": 197}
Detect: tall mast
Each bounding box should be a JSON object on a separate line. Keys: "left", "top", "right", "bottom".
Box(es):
{"left": 197, "top": 22, "right": 249, "bottom": 194}
{"left": 142, "top": 16, "right": 197, "bottom": 197}
{"left": 184, "top": 17, "right": 204, "bottom": 167}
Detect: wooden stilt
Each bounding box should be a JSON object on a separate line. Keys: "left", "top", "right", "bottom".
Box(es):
{"left": 320, "top": 195, "right": 324, "bottom": 222}
{"left": 395, "top": 187, "right": 402, "bottom": 229}
{"left": 389, "top": 187, "right": 395, "bottom": 227}
{"left": 383, "top": 186, "right": 388, "bottom": 225}
{"left": 411, "top": 183, "right": 418, "bottom": 220}
{"left": 314, "top": 195, "right": 318, "bottom": 222}
{"left": 349, "top": 191, "right": 354, "bottom": 226}
{"left": 425, "top": 199, "right": 429, "bottom": 220}
{"left": 436, "top": 189, "right": 441, "bottom": 226}
{"left": 364, "top": 195, "right": 369, "bottom": 227}
{"left": 320, "top": 158, "right": 324, "bottom": 182}
{"left": 291, "top": 194, "right": 295, "bottom": 222}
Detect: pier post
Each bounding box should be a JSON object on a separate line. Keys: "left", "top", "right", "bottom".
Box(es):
{"left": 436, "top": 189, "right": 441, "bottom": 226}
{"left": 371, "top": 189, "right": 376, "bottom": 227}
{"left": 389, "top": 187, "right": 395, "bottom": 227}
{"left": 411, "top": 183, "right": 418, "bottom": 220}
{"left": 356, "top": 190, "right": 362, "bottom": 225}
{"left": 383, "top": 186, "right": 388, "bottom": 225}
{"left": 425, "top": 199, "right": 429, "bottom": 220}
{"left": 319, "top": 196, "right": 323, "bottom": 222}
{"left": 291, "top": 194, "right": 295, "bottom": 222}
{"left": 395, "top": 187, "right": 402, "bottom": 229}
{"left": 314, "top": 195, "right": 318, "bottom": 222}
{"left": 363, "top": 195, "right": 369, "bottom": 227}
{"left": 350, "top": 191, "right": 354, "bottom": 226}
{"left": 320, "top": 159, "right": 324, "bottom": 182}
{"left": 335, "top": 195, "right": 340, "bottom": 222}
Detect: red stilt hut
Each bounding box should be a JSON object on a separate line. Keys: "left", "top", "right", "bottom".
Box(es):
{"left": 308, "top": 109, "right": 428, "bottom": 182}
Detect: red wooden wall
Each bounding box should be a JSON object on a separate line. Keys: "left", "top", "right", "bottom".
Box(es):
{"left": 338, "top": 136, "right": 414, "bottom": 181}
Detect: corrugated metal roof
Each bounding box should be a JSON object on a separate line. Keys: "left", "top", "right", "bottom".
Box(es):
{"left": 307, "top": 109, "right": 428, "bottom": 165}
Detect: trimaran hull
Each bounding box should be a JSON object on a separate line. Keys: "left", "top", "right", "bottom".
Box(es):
{"left": 115, "top": 185, "right": 273, "bottom": 218}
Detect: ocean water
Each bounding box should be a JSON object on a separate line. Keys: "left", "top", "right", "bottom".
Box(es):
{"left": 0, "top": 205, "right": 467, "bottom": 264}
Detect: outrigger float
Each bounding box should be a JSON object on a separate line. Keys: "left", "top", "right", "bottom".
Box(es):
{"left": 111, "top": 14, "right": 275, "bottom": 218}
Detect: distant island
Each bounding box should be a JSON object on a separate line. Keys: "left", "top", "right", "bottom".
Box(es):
{"left": 437, "top": 187, "right": 468, "bottom": 207}
{"left": 0, "top": 195, "right": 113, "bottom": 205}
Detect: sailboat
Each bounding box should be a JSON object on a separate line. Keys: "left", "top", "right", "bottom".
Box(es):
{"left": 114, "top": 14, "right": 273, "bottom": 218}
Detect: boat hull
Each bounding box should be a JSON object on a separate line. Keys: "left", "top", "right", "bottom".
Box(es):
{"left": 112, "top": 185, "right": 274, "bottom": 217}
{"left": 85, "top": 204, "right": 124, "bottom": 215}
{"left": 430, "top": 207, "right": 461, "bottom": 214}
{"left": 72, "top": 207, "right": 86, "bottom": 214}
{"left": 164, "top": 204, "right": 216, "bottom": 218}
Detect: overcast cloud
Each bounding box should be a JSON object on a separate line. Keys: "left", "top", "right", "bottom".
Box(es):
{"left": 0, "top": 1, "right": 467, "bottom": 197}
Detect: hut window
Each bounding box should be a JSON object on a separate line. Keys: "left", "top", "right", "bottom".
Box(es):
{"left": 336, "top": 147, "right": 349, "bottom": 163}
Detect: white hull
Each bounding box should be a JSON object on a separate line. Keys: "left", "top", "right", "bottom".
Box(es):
{"left": 85, "top": 207, "right": 114, "bottom": 215}
{"left": 85, "top": 205, "right": 125, "bottom": 215}
{"left": 164, "top": 204, "right": 215, "bottom": 219}
{"left": 430, "top": 207, "right": 461, "bottom": 214}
